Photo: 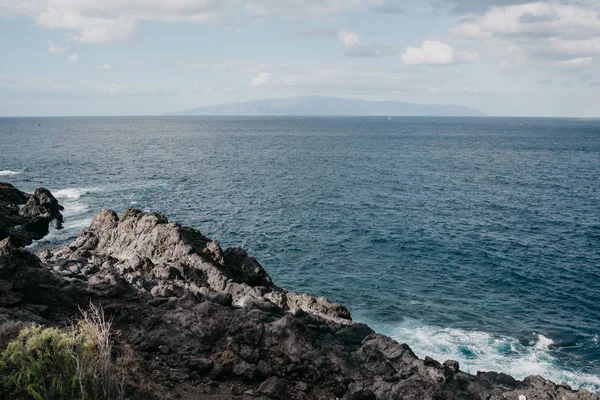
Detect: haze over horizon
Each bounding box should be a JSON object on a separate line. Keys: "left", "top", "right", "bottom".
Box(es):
{"left": 1, "top": 0, "right": 599, "bottom": 118}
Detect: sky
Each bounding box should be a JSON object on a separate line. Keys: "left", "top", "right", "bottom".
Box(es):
{"left": 0, "top": 0, "right": 599, "bottom": 117}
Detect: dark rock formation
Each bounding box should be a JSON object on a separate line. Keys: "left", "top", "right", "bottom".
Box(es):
{"left": 0, "top": 182, "right": 63, "bottom": 247}
{"left": 0, "top": 185, "right": 598, "bottom": 400}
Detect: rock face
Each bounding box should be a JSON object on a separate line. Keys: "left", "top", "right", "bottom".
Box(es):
{"left": 0, "top": 182, "right": 63, "bottom": 247}
{"left": 0, "top": 185, "right": 598, "bottom": 400}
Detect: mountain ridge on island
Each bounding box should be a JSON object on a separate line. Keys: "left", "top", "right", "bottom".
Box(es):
{"left": 167, "top": 96, "right": 488, "bottom": 117}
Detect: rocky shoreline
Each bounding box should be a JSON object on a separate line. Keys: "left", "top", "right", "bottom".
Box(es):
{"left": 0, "top": 183, "right": 597, "bottom": 400}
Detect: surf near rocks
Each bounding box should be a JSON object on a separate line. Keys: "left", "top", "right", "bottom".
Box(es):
{"left": 0, "top": 184, "right": 599, "bottom": 400}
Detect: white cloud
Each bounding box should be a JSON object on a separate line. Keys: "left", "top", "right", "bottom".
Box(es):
{"left": 249, "top": 72, "right": 271, "bottom": 87}
{"left": 401, "top": 40, "right": 479, "bottom": 65}
{"left": 1, "top": 0, "right": 380, "bottom": 43}
{"left": 545, "top": 37, "right": 600, "bottom": 58}
{"left": 452, "top": 2, "right": 600, "bottom": 39}
{"left": 95, "top": 64, "right": 114, "bottom": 71}
{"left": 402, "top": 41, "right": 455, "bottom": 65}
{"left": 456, "top": 50, "right": 480, "bottom": 63}
{"left": 337, "top": 28, "right": 396, "bottom": 57}
{"left": 450, "top": 2, "right": 600, "bottom": 65}
{"left": 451, "top": 23, "right": 490, "bottom": 38}
{"left": 337, "top": 29, "right": 375, "bottom": 57}
{"left": 47, "top": 40, "right": 70, "bottom": 54}
{"left": 338, "top": 29, "right": 361, "bottom": 47}
{"left": 551, "top": 57, "right": 593, "bottom": 70}
{"left": 48, "top": 40, "right": 80, "bottom": 62}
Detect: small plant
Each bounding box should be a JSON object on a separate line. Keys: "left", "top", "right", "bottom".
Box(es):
{"left": 0, "top": 303, "right": 124, "bottom": 400}
{"left": 76, "top": 303, "right": 124, "bottom": 400}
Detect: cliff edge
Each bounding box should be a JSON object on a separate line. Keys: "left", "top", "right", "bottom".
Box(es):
{"left": 0, "top": 183, "right": 597, "bottom": 400}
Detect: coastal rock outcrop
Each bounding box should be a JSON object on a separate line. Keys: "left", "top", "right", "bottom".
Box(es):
{"left": 0, "top": 184, "right": 598, "bottom": 400}
{"left": 0, "top": 182, "right": 63, "bottom": 247}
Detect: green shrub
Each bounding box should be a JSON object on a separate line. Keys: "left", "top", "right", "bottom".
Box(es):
{"left": 0, "top": 304, "right": 123, "bottom": 400}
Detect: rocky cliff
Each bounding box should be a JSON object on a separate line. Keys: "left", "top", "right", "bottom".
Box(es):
{"left": 0, "top": 182, "right": 63, "bottom": 247}
{"left": 0, "top": 183, "right": 597, "bottom": 400}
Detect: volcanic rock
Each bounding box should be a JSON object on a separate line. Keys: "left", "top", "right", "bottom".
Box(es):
{"left": 0, "top": 182, "right": 64, "bottom": 246}
{"left": 0, "top": 185, "right": 597, "bottom": 400}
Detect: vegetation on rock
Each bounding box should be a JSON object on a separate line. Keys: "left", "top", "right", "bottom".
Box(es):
{"left": 0, "top": 304, "right": 123, "bottom": 400}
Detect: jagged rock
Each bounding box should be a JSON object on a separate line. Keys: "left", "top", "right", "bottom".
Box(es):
{"left": 0, "top": 182, "right": 29, "bottom": 204}
{"left": 0, "top": 183, "right": 64, "bottom": 246}
{"left": 0, "top": 192, "right": 597, "bottom": 400}
{"left": 41, "top": 208, "right": 351, "bottom": 324}
{"left": 257, "top": 376, "right": 288, "bottom": 399}
{"left": 444, "top": 359, "right": 460, "bottom": 373}
{"left": 478, "top": 371, "right": 518, "bottom": 387}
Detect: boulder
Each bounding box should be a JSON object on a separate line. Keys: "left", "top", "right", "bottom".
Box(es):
{"left": 0, "top": 183, "right": 63, "bottom": 246}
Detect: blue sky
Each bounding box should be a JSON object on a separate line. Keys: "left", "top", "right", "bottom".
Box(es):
{"left": 0, "top": 0, "right": 599, "bottom": 117}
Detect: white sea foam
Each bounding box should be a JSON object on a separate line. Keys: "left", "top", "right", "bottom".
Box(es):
{"left": 54, "top": 188, "right": 94, "bottom": 200}
{"left": 25, "top": 217, "right": 92, "bottom": 250}
{"left": 379, "top": 319, "right": 600, "bottom": 392}
{"left": 24, "top": 187, "right": 97, "bottom": 250}
{"left": 534, "top": 334, "right": 554, "bottom": 351}
{"left": 53, "top": 187, "right": 96, "bottom": 217}
{"left": 61, "top": 201, "right": 90, "bottom": 217}
{"left": 0, "top": 169, "right": 22, "bottom": 176}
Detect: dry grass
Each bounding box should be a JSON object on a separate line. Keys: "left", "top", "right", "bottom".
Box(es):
{"left": 0, "top": 303, "right": 125, "bottom": 400}
{"left": 75, "top": 302, "right": 125, "bottom": 400}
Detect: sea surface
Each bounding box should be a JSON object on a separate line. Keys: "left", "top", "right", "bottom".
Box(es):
{"left": 1, "top": 116, "right": 599, "bottom": 390}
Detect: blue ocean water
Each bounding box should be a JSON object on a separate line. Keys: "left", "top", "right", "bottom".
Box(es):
{"left": 1, "top": 116, "right": 599, "bottom": 389}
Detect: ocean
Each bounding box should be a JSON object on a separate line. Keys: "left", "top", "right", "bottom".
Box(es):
{"left": 1, "top": 116, "right": 599, "bottom": 390}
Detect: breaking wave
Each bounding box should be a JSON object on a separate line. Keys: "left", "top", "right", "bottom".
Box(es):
{"left": 382, "top": 318, "right": 600, "bottom": 392}
{"left": 0, "top": 169, "right": 22, "bottom": 176}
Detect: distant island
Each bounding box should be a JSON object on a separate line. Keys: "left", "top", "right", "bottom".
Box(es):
{"left": 167, "top": 96, "right": 487, "bottom": 117}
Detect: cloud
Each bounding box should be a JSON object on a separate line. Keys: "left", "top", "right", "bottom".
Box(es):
{"left": 95, "top": 64, "right": 114, "bottom": 71}
{"left": 48, "top": 40, "right": 79, "bottom": 62}
{"left": 249, "top": 72, "right": 271, "bottom": 87}
{"left": 337, "top": 29, "right": 397, "bottom": 57}
{"left": 401, "top": 40, "right": 479, "bottom": 65}
{"left": 2, "top": 0, "right": 380, "bottom": 43}
{"left": 338, "top": 29, "right": 361, "bottom": 47}
{"left": 47, "top": 40, "right": 70, "bottom": 54}
{"left": 456, "top": 50, "right": 480, "bottom": 63}
{"left": 463, "top": 85, "right": 479, "bottom": 94}
{"left": 551, "top": 57, "right": 593, "bottom": 70}
{"left": 450, "top": 1, "right": 600, "bottom": 67}
{"left": 451, "top": 3, "right": 600, "bottom": 40}
{"left": 537, "top": 78, "right": 553, "bottom": 84}
{"left": 438, "top": 0, "right": 600, "bottom": 15}
{"left": 544, "top": 37, "right": 600, "bottom": 59}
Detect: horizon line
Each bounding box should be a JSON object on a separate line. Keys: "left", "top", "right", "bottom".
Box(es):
{"left": 1, "top": 115, "right": 599, "bottom": 119}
